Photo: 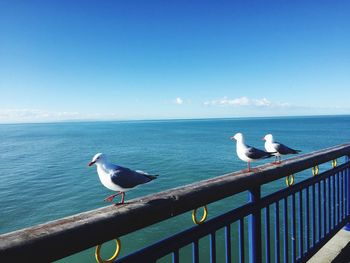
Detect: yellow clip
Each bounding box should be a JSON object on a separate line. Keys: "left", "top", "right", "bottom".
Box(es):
{"left": 332, "top": 159, "right": 337, "bottom": 168}
{"left": 95, "top": 238, "right": 121, "bottom": 263}
{"left": 192, "top": 205, "right": 208, "bottom": 225}
{"left": 312, "top": 166, "right": 319, "bottom": 176}
{"left": 285, "top": 174, "right": 295, "bottom": 187}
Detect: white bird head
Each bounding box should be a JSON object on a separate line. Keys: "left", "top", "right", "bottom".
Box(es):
{"left": 88, "top": 153, "right": 108, "bottom": 167}
{"left": 263, "top": 134, "right": 274, "bottom": 142}
{"left": 230, "top": 132, "right": 244, "bottom": 142}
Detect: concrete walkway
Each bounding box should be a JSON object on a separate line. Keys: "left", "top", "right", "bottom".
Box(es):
{"left": 308, "top": 229, "right": 350, "bottom": 263}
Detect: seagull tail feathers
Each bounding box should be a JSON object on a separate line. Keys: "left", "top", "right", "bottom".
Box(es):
{"left": 145, "top": 174, "right": 158, "bottom": 180}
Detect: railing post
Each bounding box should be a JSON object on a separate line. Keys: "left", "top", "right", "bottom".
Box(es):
{"left": 248, "top": 186, "right": 262, "bottom": 263}
{"left": 344, "top": 155, "right": 350, "bottom": 231}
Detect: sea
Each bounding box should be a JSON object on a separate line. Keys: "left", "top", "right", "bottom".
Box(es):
{"left": 0, "top": 115, "right": 349, "bottom": 262}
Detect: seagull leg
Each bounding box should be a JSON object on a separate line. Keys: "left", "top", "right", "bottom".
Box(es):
{"left": 272, "top": 156, "right": 277, "bottom": 164}
{"left": 247, "top": 162, "right": 251, "bottom": 172}
{"left": 120, "top": 192, "right": 125, "bottom": 204}
{"left": 114, "top": 192, "right": 125, "bottom": 206}
{"left": 273, "top": 156, "right": 281, "bottom": 165}
{"left": 104, "top": 192, "right": 122, "bottom": 202}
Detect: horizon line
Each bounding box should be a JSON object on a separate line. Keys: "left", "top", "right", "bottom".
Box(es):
{"left": 0, "top": 113, "right": 349, "bottom": 126}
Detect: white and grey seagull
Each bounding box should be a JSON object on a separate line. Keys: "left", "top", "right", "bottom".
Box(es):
{"left": 230, "top": 133, "right": 274, "bottom": 172}
{"left": 263, "top": 134, "right": 301, "bottom": 164}
{"left": 88, "top": 153, "right": 158, "bottom": 205}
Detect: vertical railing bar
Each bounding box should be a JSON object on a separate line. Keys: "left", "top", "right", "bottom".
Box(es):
{"left": 291, "top": 193, "right": 296, "bottom": 263}
{"left": 306, "top": 186, "right": 310, "bottom": 251}
{"left": 344, "top": 168, "right": 347, "bottom": 219}
{"left": 312, "top": 184, "right": 316, "bottom": 247}
{"left": 172, "top": 249, "right": 179, "bottom": 263}
{"left": 239, "top": 218, "right": 245, "bottom": 263}
{"left": 345, "top": 155, "right": 350, "bottom": 223}
{"left": 210, "top": 232, "right": 216, "bottom": 263}
{"left": 248, "top": 187, "right": 262, "bottom": 263}
{"left": 346, "top": 158, "right": 349, "bottom": 218}
{"left": 344, "top": 168, "right": 347, "bottom": 220}
{"left": 337, "top": 170, "right": 340, "bottom": 225}
{"left": 340, "top": 170, "right": 343, "bottom": 221}
{"left": 225, "top": 225, "right": 231, "bottom": 263}
{"left": 299, "top": 190, "right": 303, "bottom": 258}
{"left": 335, "top": 172, "right": 338, "bottom": 225}
{"left": 344, "top": 168, "right": 346, "bottom": 219}
{"left": 328, "top": 176, "right": 331, "bottom": 234}
{"left": 192, "top": 240, "right": 199, "bottom": 263}
{"left": 275, "top": 201, "right": 280, "bottom": 263}
{"left": 323, "top": 179, "right": 326, "bottom": 238}
{"left": 318, "top": 182, "right": 321, "bottom": 240}
{"left": 265, "top": 206, "right": 270, "bottom": 263}
{"left": 333, "top": 173, "right": 336, "bottom": 229}
{"left": 343, "top": 170, "right": 347, "bottom": 219}
{"left": 344, "top": 155, "right": 350, "bottom": 231}
{"left": 283, "top": 197, "right": 289, "bottom": 263}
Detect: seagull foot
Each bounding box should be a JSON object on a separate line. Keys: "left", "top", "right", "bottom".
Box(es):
{"left": 114, "top": 200, "right": 125, "bottom": 206}
{"left": 272, "top": 161, "right": 282, "bottom": 165}
{"left": 104, "top": 196, "right": 114, "bottom": 202}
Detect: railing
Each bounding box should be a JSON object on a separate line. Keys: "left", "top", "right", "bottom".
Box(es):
{"left": 1, "top": 143, "right": 350, "bottom": 263}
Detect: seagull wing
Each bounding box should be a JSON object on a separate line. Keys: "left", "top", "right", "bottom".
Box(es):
{"left": 245, "top": 145, "right": 272, "bottom": 160}
{"left": 275, "top": 142, "right": 301, "bottom": 155}
{"left": 110, "top": 167, "right": 157, "bottom": 189}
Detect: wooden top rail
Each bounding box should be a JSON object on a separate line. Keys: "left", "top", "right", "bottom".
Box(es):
{"left": 1, "top": 143, "right": 350, "bottom": 262}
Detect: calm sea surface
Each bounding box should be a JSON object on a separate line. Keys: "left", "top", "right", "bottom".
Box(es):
{"left": 1, "top": 116, "right": 349, "bottom": 262}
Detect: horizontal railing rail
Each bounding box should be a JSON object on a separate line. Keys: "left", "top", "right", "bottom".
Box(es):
{"left": 1, "top": 143, "right": 350, "bottom": 262}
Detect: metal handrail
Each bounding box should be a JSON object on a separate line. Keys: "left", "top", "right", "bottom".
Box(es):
{"left": 1, "top": 143, "right": 350, "bottom": 262}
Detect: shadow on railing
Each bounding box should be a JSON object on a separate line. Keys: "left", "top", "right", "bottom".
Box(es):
{"left": 1, "top": 143, "right": 350, "bottom": 263}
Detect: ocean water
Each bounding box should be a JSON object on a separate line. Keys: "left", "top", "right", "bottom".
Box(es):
{"left": 0, "top": 116, "right": 349, "bottom": 262}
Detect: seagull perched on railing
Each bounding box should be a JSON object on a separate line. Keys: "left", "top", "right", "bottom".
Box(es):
{"left": 88, "top": 153, "right": 158, "bottom": 205}
{"left": 263, "top": 134, "right": 301, "bottom": 164}
{"left": 230, "top": 133, "right": 274, "bottom": 172}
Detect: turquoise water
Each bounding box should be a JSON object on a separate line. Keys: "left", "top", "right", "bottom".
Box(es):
{"left": 0, "top": 116, "right": 349, "bottom": 262}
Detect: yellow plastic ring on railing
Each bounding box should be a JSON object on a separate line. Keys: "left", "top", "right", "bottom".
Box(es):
{"left": 285, "top": 174, "right": 295, "bottom": 187}
{"left": 312, "top": 166, "right": 319, "bottom": 176}
{"left": 332, "top": 159, "right": 337, "bottom": 168}
{"left": 95, "top": 238, "right": 121, "bottom": 263}
{"left": 192, "top": 205, "right": 208, "bottom": 225}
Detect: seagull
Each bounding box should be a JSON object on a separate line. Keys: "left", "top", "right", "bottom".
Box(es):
{"left": 263, "top": 134, "right": 301, "bottom": 164}
{"left": 88, "top": 153, "right": 158, "bottom": 205}
{"left": 230, "top": 133, "right": 274, "bottom": 172}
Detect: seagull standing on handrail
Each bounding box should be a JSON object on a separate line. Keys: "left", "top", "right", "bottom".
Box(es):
{"left": 230, "top": 133, "right": 274, "bottom": 172}
{"left": 88, "top": 153, "right": 158, "bottom": 205}
{"left": 263, "top": 134, "right": 301, "bottom": 164}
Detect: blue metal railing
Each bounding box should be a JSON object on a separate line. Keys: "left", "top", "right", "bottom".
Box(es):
{"left": 1, "top": 144, "right": 350, "bottom": 263}
{"left": 116, "top": 157, "right": 350, "bottom": 263}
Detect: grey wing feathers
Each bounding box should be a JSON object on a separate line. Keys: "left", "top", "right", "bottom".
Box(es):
{"left": 246, "top": 146, "right": 273, "bottom": 160}
{"left": 275, "top": 142, "right": 301, "bottom": 155}
{"left": 111, "top": 167, "right": 157, "bottom": 189}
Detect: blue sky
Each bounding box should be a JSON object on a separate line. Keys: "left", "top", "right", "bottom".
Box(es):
{"left": 0, "top": 1, "right": 349, "bottom": 123}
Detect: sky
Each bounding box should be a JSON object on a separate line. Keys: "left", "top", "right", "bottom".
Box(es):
{"left": 0, "top": 0, "right": 349, "bottom": 123}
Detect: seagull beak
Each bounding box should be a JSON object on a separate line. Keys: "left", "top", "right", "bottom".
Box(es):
{"left": 262, "top": 137, "right": 265, "bottom": 141}
{"left": 230, "top": 136, "right": 235, "bottom": 140}
{"left": 88, "top": 161, "right": 95, "bottom": 167}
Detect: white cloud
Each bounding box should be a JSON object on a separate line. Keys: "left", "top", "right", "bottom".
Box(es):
{"left": 0, "top": 109, "right": 117, "bottom": 123}
{"left": 174, "top": 97, "right": 184, "bottom": 105}
{"left": 203, "top": 96, "right": 289, "bottom": 108}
